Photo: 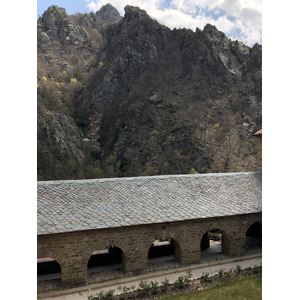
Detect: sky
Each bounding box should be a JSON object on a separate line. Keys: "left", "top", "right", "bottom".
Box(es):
{"left": 37, "top": 0, "right": 262, "bottom": 47}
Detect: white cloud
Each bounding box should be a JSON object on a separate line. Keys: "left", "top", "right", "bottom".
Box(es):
{"left": 84, "top": 0, "right": 262, "bottom": 46}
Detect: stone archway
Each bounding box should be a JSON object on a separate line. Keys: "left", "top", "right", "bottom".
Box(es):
{"left": 200, "top": 227, "right": 230, "bottom": 262}
{"left": 88, "top": 246, "right": 124, "bottom": 272}
{"left": 146, "top": 234, "right": 182, "bottom": 272}
{"left": 85, "top": 240, "right": 130, "bottom": 285}
{"left": 87, "top": 246, "right": 125, "bottom": 284}
{"left": 148, "top": 238, "right": 175, "bottom": 262}
{"left": 37, "top": 256, "right": 62, "bottom": 293}
{"left": 245, "top": 221, "right": 262, "bottom": 251}
{"left": 37, "top": 257, "right": 61, "bottom": 281}
{"left": 201, "top": 230, "right": 222, "bottom": 253}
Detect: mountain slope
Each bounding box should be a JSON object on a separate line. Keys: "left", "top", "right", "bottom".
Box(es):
{"left": 37, "top": 4, "right": 262, "bottom": 180}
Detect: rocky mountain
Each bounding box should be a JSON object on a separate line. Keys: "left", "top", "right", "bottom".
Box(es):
{"left": 37, "top": 4, "right": 262, "bottom": 180}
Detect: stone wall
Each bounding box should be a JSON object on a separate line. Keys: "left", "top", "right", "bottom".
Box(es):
{"left": 37, "top": 212, "right": 261, "bottom": 292}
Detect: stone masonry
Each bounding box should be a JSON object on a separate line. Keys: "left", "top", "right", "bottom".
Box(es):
{"left": 37, "top": 172, "right": 262, "bottom": 291}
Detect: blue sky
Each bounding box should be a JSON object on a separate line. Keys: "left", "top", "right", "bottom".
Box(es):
{"left": 37, "top": 0, "right": 262, "bottom": 46}
{"left": 38, "top": 0, "right": 90, "bottom": 17}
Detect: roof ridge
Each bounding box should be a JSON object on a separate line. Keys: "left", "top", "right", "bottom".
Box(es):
{"left": 37, "top": 171, "right": 262, "bottom": 185}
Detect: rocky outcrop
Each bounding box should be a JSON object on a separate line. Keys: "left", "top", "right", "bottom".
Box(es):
{"left": 38, "top": 6, "right": 84, "bottom": 44}
{"left": 38, "top": 105, "right": 84, "bottom": 160}
{"left": 96, "top": 3, "right": 122, "bottom": 23}
{"left": 37, "top": 103, "right": 84, "bottom": 180}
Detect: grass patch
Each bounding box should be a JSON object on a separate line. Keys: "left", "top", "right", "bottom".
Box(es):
{"left": 162, "top": 276, "right": 262, "bottom": 300}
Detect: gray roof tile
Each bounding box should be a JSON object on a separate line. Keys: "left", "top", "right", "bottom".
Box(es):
{"left": 37, "top": 172, "right": 262, "bottom": 235}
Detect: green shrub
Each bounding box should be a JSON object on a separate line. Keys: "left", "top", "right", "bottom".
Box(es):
{"left": 161, "top": 278, "right": 170, "bottom": 292}
{"left": 98, "top": 61, "right": 103, "bottom": 69}
{"left": 189, "top": 168, "right": 198, "bottom": 174}
{"left": 186, "top": 271, "right": 192, "bottom": 281}
{"left": 58, "top": 70, "right": 69, "bottom": 82}
{"left": 139, "top": 280, "right": 151, "bottom": 295}
{"left": 103, "top": 290, "right": 114, "bottom": 300}
{"left": 151, "top": 281, "right": 159, "bottom": 294}
{"left": 219, "top": 269, "right": 224, "bottom": 278}
{"left": 174, "top": 276, "right": 186, "bottom": 289}
{"left": 70, "top": 77, "right": 78, "bottom": 83}
{"left": 174, "top": 272, "right": 192, "bottom": 290}
{"left": 203, "top": 272, "right": 212, "bottom": 282}
{"left": 122, "top": 286, "right": 131, "bottom": 293}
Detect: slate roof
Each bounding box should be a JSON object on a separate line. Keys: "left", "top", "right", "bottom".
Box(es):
{"left": 37, "top": 172, "right": 262, "bottom": 235}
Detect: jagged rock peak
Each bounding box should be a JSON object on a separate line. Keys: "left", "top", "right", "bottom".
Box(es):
{"left": 41, "top": 5, "right": 68, "bottom": 22}
{"left": 203, "top": 23, "right": 227, "bottom": 41}
{"left": 124, "top": 5, "right": 153, "bottom": 22}
{"left": 96, "top": 3, "right": 122, "bottom": 23}
{"left": 203, "top": 23, "right": 219, "bottom": 32}
{"left": 39, "top": 5, "right": 75, "bottom": 35}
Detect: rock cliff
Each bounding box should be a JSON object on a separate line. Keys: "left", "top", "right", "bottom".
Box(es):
{"left": 37, "top": 4, "right": 261, "bottom": 180}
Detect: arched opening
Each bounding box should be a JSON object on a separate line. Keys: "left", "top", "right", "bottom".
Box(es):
{"left": 201, "top": 229, "right": 228, "bottom": 260}
{"left": 37, "top": 257, "right": 61, "bottom": 282}
{"left": 246, "top": 222, "right": 262, "bottom": 251}
{"left": 148, "top": 239, "right": 175, "bottom": 262}
{"left": 87, "top": 246, "right": 124, "bottom": 284}
{"left": 148, "top": 238, "right": 181, "bottom": 271}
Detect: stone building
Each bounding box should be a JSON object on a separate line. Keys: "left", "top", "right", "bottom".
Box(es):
{"left": 37, "top": 172, "right": 262, "bottom": 293}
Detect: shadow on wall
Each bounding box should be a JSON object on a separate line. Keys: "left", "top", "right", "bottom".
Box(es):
{"left": 148, "top": 239, "right": 176, "bottom": 264}
{"left": 37, "top": 257, "right": 61, "bottom": 282}
{"left": 88, "top": 246, "right": 124, "bottom": 275}
{"left": 246, "top": 221, "right": 262, "bottom": 249}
